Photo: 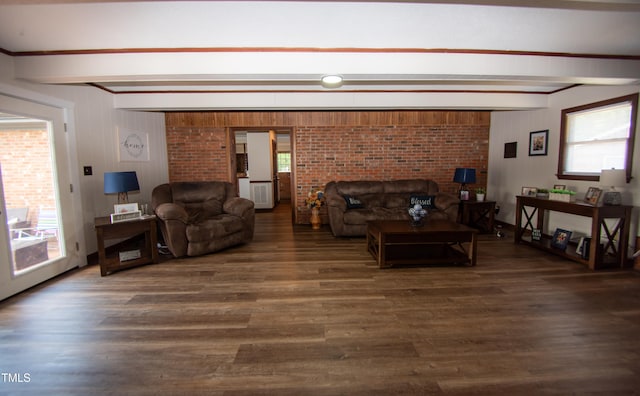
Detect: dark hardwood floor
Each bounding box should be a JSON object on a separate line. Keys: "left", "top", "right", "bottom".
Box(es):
{"left": 1, "top": 203, "right": 640, "bottom": 395}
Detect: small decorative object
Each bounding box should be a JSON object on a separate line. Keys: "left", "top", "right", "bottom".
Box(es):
{"left": 305, "top": 188, "right": 325, "bottom": 229}
{"left": 532, "top": 228, "right": 542, "bottom": 241}
{"left": 521, "top": 186, "right": 537, "bottom": 196}
{"left": 536, "top": 188, "right": 549, "bottom": 199}
{"left": 584, "top": 187, "right": 602, "bottom": 205}
{"left": 475, "top": 187, "right": 486, "bottom": 202}
{"left": 408, "top": 203, "right": 427, "bottom": 227}
{"left": 576, "top": 237, "right": 585, "bottom": 255}
{"left": 553, "top": 184, "right": 566, "bottom": 190}
{"left": 551, "top": 228, "right": 572, "bottom": 251}
{"left": 453, "top": 167, "right": 476, "bottom": 201}
{"left": 548, "top": 188, "right": 576, "bottom": 202}
{"left": 529, "top": 129, "right": 548, "bottom": 156}
{"left": 600, "top": 168, "right": 626, "bottom": 206}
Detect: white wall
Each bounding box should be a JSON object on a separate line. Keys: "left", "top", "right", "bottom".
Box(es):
{"left": 489, "top": 84, "right": 640, "bottom": 251}
{"left": 0, "top": 53, "right": 168, "bottom": 258}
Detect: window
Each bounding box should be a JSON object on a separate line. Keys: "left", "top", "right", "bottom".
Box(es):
{"left": 558, "top": 93, "right": 638, "bottom": 182}
{"left": 277, "top": 152, "right": 291, "bottom": 172}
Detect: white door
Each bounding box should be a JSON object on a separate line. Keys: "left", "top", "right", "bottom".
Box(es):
{"left": 0, "top": 95, "right": 80, "bottom": 301}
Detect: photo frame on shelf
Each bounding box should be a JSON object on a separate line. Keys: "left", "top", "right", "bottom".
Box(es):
{"left": 576, "top": 237, "right": 585, "bottom": 255}
{"left": 521, "top": 186, "right": 538, "bottom": 196}
{"left": 553, "top": 184, "right": 566, "bottom": 190}
{"left": 551, "top": 228, "right": 572, "bottom": 251}
{"left": 529, "top": 129, "right": 549, "bottom": 156}
{"left": 114, "top": 203, "right": 139, "bottom": 214}
{"left": 584, "top": 187, "right": 602, "bottom": 205}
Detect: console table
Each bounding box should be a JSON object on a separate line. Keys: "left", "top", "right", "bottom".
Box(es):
{"left": 515, "top": 195, "right": 632, "bottom": 270}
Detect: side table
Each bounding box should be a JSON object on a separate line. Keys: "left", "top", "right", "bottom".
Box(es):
{"left": 94, "top": 215, "right": 159, "bottom": 276}
{"left": 460, "top": 200, "right": 496, "bottom": 234}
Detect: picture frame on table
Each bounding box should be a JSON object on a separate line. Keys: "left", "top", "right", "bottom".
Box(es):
{"left": 551, "top": 228, "right": 572, "bottom": 251}
{"left": 521, "top": 186, "right": 538, "bottom": 196}
{"left": 584, "top": 187, "right": 602, "bottom": 205}
{"left": 553, "top": 184, "right": 566, "bottom": 190}
{"left": 529, "top": 129, "right": 549, "bottom": 156}
{"left": 114, "top": 203, "right": 139, "bottom": 214}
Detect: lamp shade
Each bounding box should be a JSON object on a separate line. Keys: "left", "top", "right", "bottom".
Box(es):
{"left": 600, "top": 168, "right": 626, "bottom": 188}
{"left": 104, "top": 171, "right": 140, "bottom": 194}
{"left": 453, "top": 168, "right": 476, "bottom": 184}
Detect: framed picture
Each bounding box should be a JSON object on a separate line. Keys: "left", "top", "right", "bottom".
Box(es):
{"left": 529, "top": 129, "right": 549, "bottom": 156}
{"left": 504, "top": 142, "right": 517, "bottom": 158}
{"left": 553, "top": 184, "right": 566, "bottom": 190}
{"left": 114, "top": 203, "right": 139, "bottom": 214}
{"left": 118, "top": 128, "right": 150, "bottom": 162}
{"left": 551, "top": 228, "right": 572, "bottom": 251}
{"left": 521, "top": 186, "right": 538, "bottom": 196}
{"left": 584, "top": 187, "right": 602, "bottom": 205}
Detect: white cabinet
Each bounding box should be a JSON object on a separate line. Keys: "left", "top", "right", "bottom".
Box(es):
{"left": 238, "top": 178, "right": 250, "bottom": 200}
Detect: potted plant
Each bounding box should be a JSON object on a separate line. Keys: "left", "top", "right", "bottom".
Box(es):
{"left": 536, "top": 188, "right": 549, "bottom": 198}
{"left": 548, "top": 188, "right": 576, "bottom": 202}
{"left": 475, "top": 187, "right": 486, "bottom": 202}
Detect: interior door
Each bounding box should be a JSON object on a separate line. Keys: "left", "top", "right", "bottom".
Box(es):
{"left": 0, "top": 95, "right": 80, "bottom": 301}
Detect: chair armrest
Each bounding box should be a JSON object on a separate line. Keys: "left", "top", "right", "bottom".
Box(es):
{"left": 154, "top": 203, "right": 188, "bottom": 223}
{"left": 223, "top": 197, "right": 254, "bottom": 218}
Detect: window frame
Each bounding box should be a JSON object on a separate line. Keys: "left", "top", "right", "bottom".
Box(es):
{"left": 557, "top": 93, "right": 638, "bottom": 182}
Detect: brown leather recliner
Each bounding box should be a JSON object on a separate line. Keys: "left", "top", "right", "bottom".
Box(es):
{"left": 151, "top": 181, "right": 255, "bottom": 257}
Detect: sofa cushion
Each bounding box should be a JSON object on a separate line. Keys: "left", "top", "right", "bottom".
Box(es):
{"left": 185, "top": 214, "right": 244, "bottom": 242}
{"left": 343, "top": 194, "right": 364, "bottom": 209}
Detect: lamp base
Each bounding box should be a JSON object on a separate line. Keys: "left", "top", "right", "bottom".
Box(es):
{"left": 603, "top": 191, "right": 621, "bottom": 206}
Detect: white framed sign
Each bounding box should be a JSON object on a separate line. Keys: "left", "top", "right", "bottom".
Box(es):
{"left": 118, "top": 128, "right": 149, "bottom": 162}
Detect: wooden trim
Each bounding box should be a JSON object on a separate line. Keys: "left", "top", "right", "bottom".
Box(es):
{"left": 8, "top": 47, "right": 640, "bottom": 60}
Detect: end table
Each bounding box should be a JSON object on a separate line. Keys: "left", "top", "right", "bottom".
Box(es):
{"left": 460, "top": 200, "right": 496, "bottom": 234}
{"left": 94, "top": 215, "right": 159, "bottom": 276}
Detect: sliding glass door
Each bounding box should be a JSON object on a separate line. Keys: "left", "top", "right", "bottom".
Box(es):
{"left": 0, "top": 95, "right": 79, "bottom": 301}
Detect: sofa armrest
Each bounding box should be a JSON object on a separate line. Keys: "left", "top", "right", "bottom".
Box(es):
{"left": 154, "top": 203, "right": 188, "bottom": 223}
{"left": 223, "top": 197, "right": 255, "bottom": 218}
{"left": 326, "top": 195, "right": 347, "bottom": 211}
{"left": 434, "top": 192, "right": 459, "bottom": 211}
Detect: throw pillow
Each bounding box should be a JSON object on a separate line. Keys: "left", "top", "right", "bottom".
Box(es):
{"left": 343, "top": 194, "right": 364, "bottom": 209}
{"left": 410, "top": 195, "right": 436, "bottom": 209}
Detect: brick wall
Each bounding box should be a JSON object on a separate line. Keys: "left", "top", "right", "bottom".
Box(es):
{"left": 164, "top": 111, "right": 490, "bottom": 224}
{"left": 165, "top": 126, "right": 229, "bottom": 181}
{"left": 0, "top": 128, "right": 56, "bottom": 225}
{"left": 295, "top": 125, "right": 489, "bottom": 223}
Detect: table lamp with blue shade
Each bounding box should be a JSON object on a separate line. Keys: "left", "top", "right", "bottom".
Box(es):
{"left": 104, "top": 171, "right": 140, "bottom": 204}
{"left": 453, "top": 167, "right": 476, "bottom": 200}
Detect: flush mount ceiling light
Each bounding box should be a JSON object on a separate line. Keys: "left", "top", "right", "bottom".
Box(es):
{"left": 321, "top": 75, "right": 343, "bottom": 87}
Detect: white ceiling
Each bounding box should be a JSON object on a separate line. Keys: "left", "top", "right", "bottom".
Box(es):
{"left": 1, "top": 0, "right": 639, "bottom": 111}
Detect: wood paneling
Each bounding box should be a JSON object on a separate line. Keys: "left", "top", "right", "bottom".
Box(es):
{"left": 1, "top": 204, "right": 639, "bottom": 394}
{"left": 165, "top": 110, "right": 491, "bottom": 128}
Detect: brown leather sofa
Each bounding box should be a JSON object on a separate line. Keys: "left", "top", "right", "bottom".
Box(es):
{"left": 151, "top": 181, "right": 255, "bottom": 257}
{"left": 324, "top": 179, "right": 459, "bottom": 237}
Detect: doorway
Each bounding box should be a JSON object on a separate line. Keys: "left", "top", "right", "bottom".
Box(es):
{"left": 0, "top": 95, "right": 80, "bottom": 301}
{"left": 230, "top": 128, "right": 294, "bottom": 220}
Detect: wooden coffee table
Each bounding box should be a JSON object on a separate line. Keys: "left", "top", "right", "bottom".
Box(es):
{"left": 366, "top": 219, "right": 477, "bottom": 268}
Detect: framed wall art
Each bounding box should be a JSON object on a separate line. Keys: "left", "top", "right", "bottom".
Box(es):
{"left": 118, "top": 128, "right": 150, "bottom": 162}
{"left": 529, "top": 129, "right": 548, "bottom": 156}
{"left": 504, "top": 142, "right": 517, "bottom": 158}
